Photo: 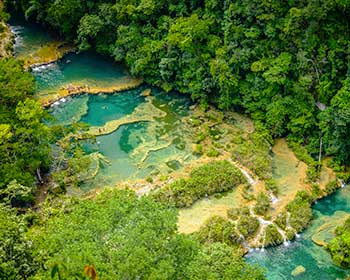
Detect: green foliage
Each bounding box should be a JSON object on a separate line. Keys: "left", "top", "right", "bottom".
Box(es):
{"left": 274, "top": 212, "right": 287, "bottom": 230}
{"left": 324, "top": 180, "right": 340, "bottom": 195}
{"left": 11, "top": 0, "right": 350, "bottom": 167}
{"left": 48, "top": 121, "right": 96, "bottom": 193}
{"left": 29, "top": 189, "right": 265, "bottom": 279}
{"left": 0, "top": 205, "right": 37, "bottom": 279}
{"left": 232, "top": 126, "right": 272, "bottom": 179}
{"left": 153, "top": 160, "right": 245, "bottom": 207}
{"left": 264, "top": 224, "right": 283, "bottom": 247}
{"left": 265, "top": 179, "right": 279, "bottom": 196}
{"left": 0, "top": 59, "right": 50, "bottom": 205}
{"left": 197, "top": 216, "right": 240, "bottom": 247}
{"left": 254, "top": 192, "right": 271, "bottom": 216}
{"left": 227, "top": 208, "right": 240, "bottom": 221}
{"left": 328, "top": 217, "right": 350, "bottom": 268}
{"left": 184, "top": 243, "right": 265, "bottom": 280}
{"left": 237, "top": 213, "right": 260, "bottom": 238}
{"left": 287, "top": 191, "right": 313, "bottom": 232}
{"left": 287, "top": 140, "right": 320, "bottom": 182}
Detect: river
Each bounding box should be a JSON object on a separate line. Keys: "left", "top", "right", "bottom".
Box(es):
{"left": 11, "top": 18, "right": 350, "bottom": 279}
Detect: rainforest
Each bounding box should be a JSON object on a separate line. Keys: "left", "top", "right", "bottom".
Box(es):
{"left": 0, "top": 0, "right": 350, "bottom": 279}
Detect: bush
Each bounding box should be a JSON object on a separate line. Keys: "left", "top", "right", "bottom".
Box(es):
{"left": 311, "top": 184, "right": 323, "bottom": 200}
{"left": 324, "top": 180, "right": 339, "bottom": 195}
{"left": 231, "top": 126, "right": 272, "bottom": 180}
{"left": 328, "top": 217, "right": 350, "bottom": 268}
{"left": 237, "top": 214, "right": 260, "bottom": 238}
{"left": 153, "top": 161, "right": 245, "bottom": 207}
{"left": 0, "top": 205, "right": 37, "bottom": 279}
{"left": 265, "top": 179, "right": 279, "bottom": 196}
{"left": 287, "top": 191, "right": 312, "bottom": 232}
{"left": 206, "top": 148, "right": 220, "bottom": 157}
{"left": 274, "top": 211, "right": 287, "bottom": 230}
{"left": 227, "top": 208, "right": 240, "bottom": 221}
{"left": 287, "top": 141, "right": 320, "bottom": 182}
{"left": 264, "top": 224, "right": 283, "bottom": 247}
{"left": 254, "top": 192, "right": 271, "bottom": 215}
{"left": 197, "top": 216, "right": 241, "bottom": 246}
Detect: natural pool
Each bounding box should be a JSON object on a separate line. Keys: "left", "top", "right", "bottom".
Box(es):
{"left": 12, "top": 18, "right": 350, "bottom": 280}
{"left": 247, "top": 186, "right": 350, "bottom": 280}
{"left": 34, "top": 52, "right": 196, "bottom": 189}
{"left": 48, "top": 90, "right": 196, "bottom": 189}
{"left": 10, "top": 17, "right": 55, "bottom": 57}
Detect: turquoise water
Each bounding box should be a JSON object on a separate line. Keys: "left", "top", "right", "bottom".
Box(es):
{"left": 48, "top": 88, "right": 194, "bottom": 189}
{"left": 34, "top": 52, "right": 130, "bottom": 94}
{"left": 36, "top": 51, "right": 195, "bottom": 188}
{"left": 9, "top": 17, "right": 57, "bottom": 57}
{"left": 14, "top": 18, "right": 350, "bottom": 279}
{"left": 247, "top": 186, "right": 350, "bottom": 279}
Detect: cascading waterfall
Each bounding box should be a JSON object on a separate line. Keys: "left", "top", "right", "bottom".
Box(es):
{"left": 269, "top": 193, "right": 279, "bottom": 204}
{"left": 228, "top": 159, "right": 257, "bottom": 186}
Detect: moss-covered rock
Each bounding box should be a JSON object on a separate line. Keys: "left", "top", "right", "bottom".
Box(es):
{"left": 291, "top": 265, "right": 306, "bottom": 277}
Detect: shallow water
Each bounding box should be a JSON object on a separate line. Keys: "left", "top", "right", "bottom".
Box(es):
{"left": 178, "top": 189, "right": 242, "bottom": 233}
{"left": 9, "top": 17, "right": 55, "bottom": 57}
{"left": 34, "top": 52, "right": 131, "bottom": 95}
{"left": 246, "top": 186, "right": 350, "bottom": 279}
{"left": 39, "top": 50, "right": 196, "bottom": 188}
{"left": 14, "top": 18, "right": 350, "bottom": 278}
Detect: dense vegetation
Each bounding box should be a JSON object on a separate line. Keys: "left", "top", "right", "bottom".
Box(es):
{"left": 0, "top": 189, "right": 264, "bottom": 279}
{"left": 7, "top": 0, "right": 350, "bottom": 168}
{"left": 1, "top": 0, "right": 350, "bottom": 277}
{"left": 0, "top": 58, "right": 50, "bottom": 206}
{"left": 152, "top": 160, "right": 245, "bottom": 207}
{"left": 328, "top": 217, "right": 350, "bottom": 268}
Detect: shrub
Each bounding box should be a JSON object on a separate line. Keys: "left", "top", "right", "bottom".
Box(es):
{"left": 206, "top": 148, "right": 220, "bottom": 157}
{"left": 227, "top": 208, "right": 240, "bottom": 221}
{"left": 265, "top": 179, "right": 279, "bottom": 196}
{"left": 287, "top": 141, "right": 320, "bottom": 182}
{"left": 324, "top": 180, "right": 339, "bottom": 195}
{"left": 311, "top": 184, "right": 323, "bottom": 200}
{"left": 254, "top": 192, "right": 271, "bottom": 215}
{"left": 274, "top": 211, "right": 287, "bottom": 230}
{"left": 237, "top": 214, "right": 259, "bottom": 238}
{"left": 197, "top": 216, "right": 241, "bottom": 246}
{"left": 264, "top": 224, "right": 283, "bottom": 247}
{"left": 287, "top": 191, "right": 312, "bottom": 232}
{"left": 328, "top": 217, "right": 350, "bottom": 268}
{"left": 153, "top": 161, "right": 245, "bottom": 207}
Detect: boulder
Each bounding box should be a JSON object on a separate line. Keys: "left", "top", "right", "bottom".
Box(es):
{"left": 291, "top": 265, "right": 306, "bottom": 277}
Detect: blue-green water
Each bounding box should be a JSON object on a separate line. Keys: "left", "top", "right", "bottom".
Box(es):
{"left": 13, "top": 19, "right": 350, "bottom": 279}
{"left": 34, "top": 52, "right": 130, "bottom": 94}
{"left": 35, "top": 51, "right": 195, "bottom": 188}
{"left": 9, "top": 17, "right": 57, "bottom": 57}
{"left": 247, "top": 186, "right": 350, "bottom": 279}
{"left": 50, "top": 89, "right": 194, "bottom": 189}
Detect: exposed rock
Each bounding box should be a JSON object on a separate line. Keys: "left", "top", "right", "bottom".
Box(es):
{"left": 0, "top": 21, "right": 14, "bottom": 58}
{"left": 291, "top": 265, "right": 306, "bottom": 277}
{"left": 141, "top": 88, "right": 151, "bottom": 96}
{"left": 311, "top": 211, "right": 350, "bottom": 247}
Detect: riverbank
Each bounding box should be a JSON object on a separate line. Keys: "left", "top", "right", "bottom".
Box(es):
{"left": 20, "top": 41, "right": 75, "bottom": 68}
{"left": 0, "top": 20, "right": 13, "bottom": 58}
{"left": 39, "top": 77, "right": 143, "bottom": 107}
